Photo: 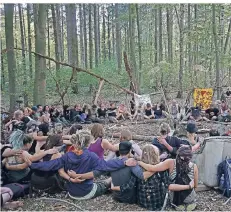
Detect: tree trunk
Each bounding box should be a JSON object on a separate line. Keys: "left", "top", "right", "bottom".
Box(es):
{"left": 83, "top": 4, "right": 88, "bottom": 68}
{"left": 18, "top": 4, "right": 28, "bottom": 106}
{"left": 26, "top": 4, "right": 33, "bottom": 79}
{"left": 21, "top": 5, "right": 27, "bottom": 49}
{"left": 94, "top": 4, "right": 99, "bottom": 67}
{"left": 111, "top": 4, "right": 115, "bottom": 58}
{"left": 136, "top": 4, "right": 142, "bottom": 78}
{"left": 51, "top": 4, "right": 60, "bottom": 73}
{"left": 177, "top": 4, "right": 184, "bottom": 98}
{"left": 47, "top": 7, "right": 51, "bottom": 69}
{"left": 154, "top": 8, "right": 158, "bottom": 64}
{"left": 1, "top": 39, "right": 4, "bottom": 91}
{"left": 97, "top": 5, "right": 101, "bottom": 63}
{"left": 60, "top": 4, "right": 65, "bottom": 61}
{"left": 14, "top": 5, "right": 19, "bottom": 68}
{"left": 129, "top": 4, "right": 138, "bottom": 92}
{"left": 193, "top": 4, "right": 198, "bottom": 82}
{"left": 102, "top": 5, "right": 106, "bottom": 61}
{"left": 212, "top": 5, "right": 221, "bottom": 100}
{"left": 65, "top": 4, "right": 72, "bottom": 64}
{"left": 219, "top": 5, "right": 225, "bottom": 80}
{"left": 79, "top": 4, "right": 84, "bottom": 67}
{"left": 89, "top": 4, "right": 93, "bottom": 69}
{"left": 166, "top": 7, "right": 173, "bottom": 64}
{"left": 158, "top": 6, "right": 163, "bottom": 62}
{"left": 55, "top": 4, "right": 63, "bottom": 61}
{"left": 4, "top": 3, "right": 17, "bottom": 111}
{"left": 33, "top": 4, "right": 47, "bottom": 105}
{"left": 107, "top": 5, "right": 111, "bottom": 60}
{"left": 115, "top": 4, "right": 121, "bottom": 72}
{"left": 187, "top": 4, "right": 193, "bottom": 85}
{"left": 223, "top": 18, "right": 231, "bottom": 54}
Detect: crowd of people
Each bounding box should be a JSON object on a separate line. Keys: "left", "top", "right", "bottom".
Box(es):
{"left": 1, "top": 94, "right": 231, "bottom": 210}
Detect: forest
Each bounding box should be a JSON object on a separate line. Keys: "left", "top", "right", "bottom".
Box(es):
{"left": 1, "top": 3, "right": 231, "bottom": 111}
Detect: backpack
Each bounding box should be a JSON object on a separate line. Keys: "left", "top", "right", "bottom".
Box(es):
{"left": 4, "top": 183, "right": 29, "bottom": 199}
{"left": 217, "top": 158, "right": 231, "bottom": 197}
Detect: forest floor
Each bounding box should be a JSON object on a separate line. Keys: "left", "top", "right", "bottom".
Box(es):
{"left": 4, "top": 120, "right": 231, "bottom": 211}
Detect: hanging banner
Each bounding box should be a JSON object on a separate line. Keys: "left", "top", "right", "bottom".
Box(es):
{"left": 193, "top": 88, "right": 213, "bottom": 110}
{"left": 134, "top": 93, "right": 152, "bottom": 107}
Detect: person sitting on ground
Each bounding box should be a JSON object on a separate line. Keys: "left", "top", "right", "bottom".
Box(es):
{"left": 4, "top": 135, "right": 58, "bottom": 184}
{"left": 187, "top": 104, "right": 203, "bottom": 122}
{"left": 130, "top": 98, "right": 136, "bottom": 117}
{"left": 89, "top": 105, "right": 103, "bottom": 123}
{"left": 42, "top": 105, "right": 51, "bottom": 121}
{"left": 88, "top": 124, "right": 117, "bottom": 159}
{"left": 28, "top": 131, "right": 136, "bottom": 200}
{"left": 69, "top": 104, "right": 83, "bottom": 123}
{"left": 63, "top": 105, "right": 70, "bottom": 121}
{"left": 30, "top": 134, "right": 67, "bottom": 194}
{"left": 37, "top": 105, "right": 43, "bottom": 116}
{"left": 152, "top": 123, "right": 191, "bottom": 160}
{"left": 115, "top": 145, "right": 169, "bottom": 210}
{"left": 81, "top": 104, "right": 92, "bottom": 124}
{"left": 138, "top": 145, "right": 198, "bottom": 211}
{"left": 204, "top": 103, "right": 220, "bottom": 121}
{"left": 144, "top": 103, "right": 155, "bottom": 119}
{"left": 5, "top": 110, "right": 26, "bottom": 133}
{"left": 131, "top": 103, "right": 144, "bottom": 121}
{"left": 107, "top": 103, "right": 118, "bottom": 123}
{"left": 169, "top": 99, "right": 181, "bottom": 120}
{"left": 22, "top": 108, "right": 33, "bottom": 124}
{"left": 218, "top": 100, "right": 231, "bottom": 122}
{"left": 153, "top": 103, "right": 165, "bottom": 119}
{"left": 106, "top": 130, "right": 142, "bottom": 161}
{"left": 97, "top": 103, "right": 107, "bottom": 121}
{"left": 116, "top": 104, "right": 132, "bottom": 120}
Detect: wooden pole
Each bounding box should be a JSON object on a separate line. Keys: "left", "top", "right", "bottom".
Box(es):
{"left": 93, "top": 79, "right": 104, "bottom": 105}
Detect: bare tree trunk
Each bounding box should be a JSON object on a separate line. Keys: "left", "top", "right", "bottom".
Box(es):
{"left": 79, "top": 4, "right": 84, "bottom": 67}
{"left": 60, "top": 4, "right": 65, "bottom": 60}
{"left": 102, "top": 5, "right": 106, "bottom": 61}
{"left": 94, "top": 4, "right": 99, "bottom": 67}
{"left": 18, "top": 4, "right": 28, "bottom": 106}
{"left": 158, "top": 6, "right": 163, "bottom": 62}
{"left": 1, "top": 39, "right": 4, "bottom": 91}
{"left": 98, "top": 5, "right": 101, "bottom": 63}
{"left": 55, "top": 4, "right": 63, "bottom": 61}
{"left": 136, "top": 5, "right": 142, "bottom": 72}
{"left": 115, "top": 4, "right": 121, "bottom": 72}
{"left": 4, "top": 3, "right": 17, "bottom": 111}
{"left": 187, "top": 4, "right": 193, "bottom": 85}
{"left": 51, "top": 4, "right": 60, "bottom": 73}
{"left": 83, "top": 4, "right": 88, "bottom": 68}
{"left": 26, "top": 4, "right": 33, "bottom": 79}
{"left": 166, "top": 7, "right": 173, "bottom": 64}
{"left": 154, "top": 8, "right": 158, "bottom": 65}
{"left": 47, "top": 7, "right": 51, "bottom": 69}
{"left": 89, "top": 4, "right": 93, "bottom": 69}
{"left": 193, "top": 4, "right": 198, "bottom": 82}
{"left": 212, "top": 5, "right": 221, "bottom": 100}
{"left": 14, "top": 5, "right": 19, "bottom": 68}
{"left": 111, "top": 4, "right": 115, "bottom": 58}
{"left": 177, "top": 4, "right": 184, "bottom": 98}
{"left": 107, "top": 5, "right": 111, "bottom": 60}
{"left": 33, "top": 4, "right": 47, "bottom": 105}
{"left": 223, "top": 18, "right": 231, "bottom": 54}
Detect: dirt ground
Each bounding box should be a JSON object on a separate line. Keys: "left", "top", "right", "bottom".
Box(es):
{"left": 3, "top": 120, "right": 231, "bottom": 211}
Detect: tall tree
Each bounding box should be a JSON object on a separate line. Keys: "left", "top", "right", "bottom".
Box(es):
{"left": 89, "top": 4, "right": 93, "bottom": 69}
{"left": 136, "top": 4, "right": 142, "bottom": 72}
{"left": 154, "top": 8, "right": 158, "bottom": 64}
{"left": 18, "top": 4, "right": 28, "bottom": 106}
{"left": 176, "top": 4, "right": 184, "bottom": 98}
{"left": 4, "top": 3, "right": 17, "bottom": 111}
{"left": 79, "top": 4, "right": 84, "bottom": 67}
{"left": 129, "top": 4, "right": 138, "bottom": 91}
{"left": 107, "top": 5, "right": 111, "bottom": 60}
{"left": 47, "top": 7, "right": 51, "bottom": 69}
{"left": 26, "top": 4, "right": 33, "bottom": 79}
{"left": 102, "top": 5, "right": 106, "bottom": 61}
{"left": 193, "top": 4, "right": 198, "bottom": 81}
{"left": 111, "top": 4, "right": 115, "bottom": 58}
{"left": 33, "top": 4, "right": 47, "bottom": 105}
{"left": 51, "top": 4, "right": 60, "bottom": 72}
{"left": 97, "top": 5, "right": 101, "bottom": 63}
{"left": 60, "top": 4, "right": 65, "bottom": 60}
{"left": 94, "top": 4, "right": 99, "bottom": 67}
{"left": 166, "top": 7, "right": 173, "bottom": 64}
{"left": 83, "top": 4, "right": 88, "bottom": 68}
{"left": 187, "top": 4, "right": 192, "bottom": 79}
{"left": 1, "top": 39, "right": 4, "bottom": 91}
{"left": 55, "top": 4, "right": 63, "bottom": 61}
{"left": 212, "top": 5, "right": 221, "bottom": 99}
{"left": 115, "top": 4, "right": 121, "bottom": 72}
{"left": 158, "top": 6, "right": 163, "bottom": 62}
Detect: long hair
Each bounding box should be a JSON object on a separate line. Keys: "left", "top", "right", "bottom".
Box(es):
{"left": 141, "top": 144, "right": 160, "bottom": 165}
{"left": 91, "top": 123, "right": 104, "bottom": 139}
{"left": 71, "top": 130, "right": 93, "bottom": 149}
{"left": 176, "top": 145, "right": 193, "bottom": 174}
{"left": 44, "top": 134, "right": 63, "bottom": 150}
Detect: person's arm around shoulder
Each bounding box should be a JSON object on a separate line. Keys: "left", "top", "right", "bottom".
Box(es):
{"left": 138, "top": 158, "right": 173, "bottom": 172}
{"left": 101, "top": 139, "right": 118, "bottom": 152}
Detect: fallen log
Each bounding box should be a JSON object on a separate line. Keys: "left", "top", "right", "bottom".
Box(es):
{"left": 106, "top": 132, "right": 154, "bottom": 142}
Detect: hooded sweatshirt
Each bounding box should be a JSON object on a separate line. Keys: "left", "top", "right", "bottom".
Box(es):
{"left": 30, "top": 149, "right": 126, "bottom": 197}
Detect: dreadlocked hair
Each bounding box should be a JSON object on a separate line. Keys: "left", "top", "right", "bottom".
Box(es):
{"left": 176, "top": 145, "right": 193, "bottom": 174}
{"left": 70, "top": 130, "right": 93, "bottom": 149}
{"left": 141, "top": 144, "right": 160, "bottom": 165}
